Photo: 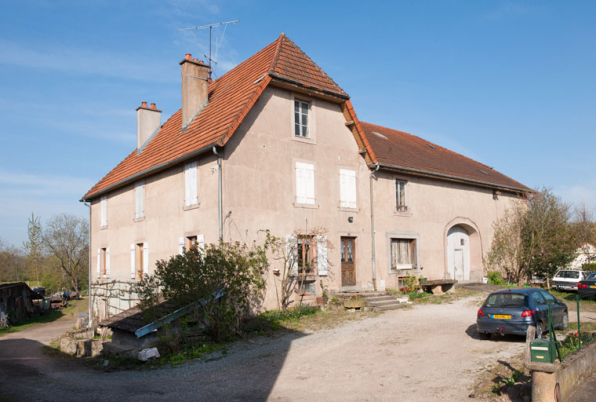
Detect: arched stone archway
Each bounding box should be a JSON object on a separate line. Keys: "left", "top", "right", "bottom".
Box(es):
{"left": 444, "top": 218, "right": 484, "bottom": 282}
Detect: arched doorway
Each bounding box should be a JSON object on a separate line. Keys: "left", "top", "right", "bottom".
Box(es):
{"left": 447, "top": 226, "right": 471, "bottom": 281}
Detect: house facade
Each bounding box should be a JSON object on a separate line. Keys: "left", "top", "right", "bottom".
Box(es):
{"left": 82, "top": 34, "right": 528, "bottom": 320}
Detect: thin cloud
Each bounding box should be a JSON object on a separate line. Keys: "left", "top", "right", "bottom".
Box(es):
{"left": 0, "top": 169, "right": 94, "bottom": 197}
{"left": 0, "top": 39, "right": 175, "bottom": 83}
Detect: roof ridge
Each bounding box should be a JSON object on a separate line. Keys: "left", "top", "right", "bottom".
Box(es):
{"left": 268, "top": 33, "right": 285, "bottom": 75}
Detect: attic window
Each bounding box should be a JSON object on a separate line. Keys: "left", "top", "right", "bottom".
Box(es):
{"left": 427, "top": 144, "right": 436, "bottom": 149}
{"left": 372, "top": 132, "right": 387, "bottom": 139}
{"left": 479, "top": 170, "right": 489, "bottom": 175}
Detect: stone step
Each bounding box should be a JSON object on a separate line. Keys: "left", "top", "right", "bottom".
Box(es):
{"left": 365, "top": 296, "right": 396, "bottom": 302}
{"left": 376, "top": 303, "right": 408, "bottom": 311}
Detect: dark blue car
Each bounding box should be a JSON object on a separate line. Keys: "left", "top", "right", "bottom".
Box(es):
{"left": 476, "top": 288, "right": 568, "bottom": 340}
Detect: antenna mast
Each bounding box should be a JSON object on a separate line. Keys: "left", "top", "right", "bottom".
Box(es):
{"left": 179, "top": 20, "right": 238, "bottom": 79}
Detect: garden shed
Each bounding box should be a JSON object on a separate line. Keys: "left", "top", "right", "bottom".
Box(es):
{"left": 0, "top": 282, "right": 43, "bottom": 323}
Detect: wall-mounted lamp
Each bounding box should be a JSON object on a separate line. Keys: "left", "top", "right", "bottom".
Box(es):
{"left": 348, "top": 216, "right": 354, "bottom": 223}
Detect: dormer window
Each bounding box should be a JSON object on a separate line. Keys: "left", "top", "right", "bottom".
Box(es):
{"left": 294, "top": 100, "right": 310, "bottom": 138}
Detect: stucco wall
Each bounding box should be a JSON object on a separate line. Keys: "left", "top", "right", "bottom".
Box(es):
{"left": 371, "top": 170, "right": 519, "bottom": 289}
{"left": 89, "top": 83, "right": 523, "bottom": 316}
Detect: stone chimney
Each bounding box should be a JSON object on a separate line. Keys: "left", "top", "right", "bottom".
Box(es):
{"left": 180, "top": 53, "right": 210, "bottom": 129}
{"left": 136, "top": 101, "right": 161, "bottom": 150}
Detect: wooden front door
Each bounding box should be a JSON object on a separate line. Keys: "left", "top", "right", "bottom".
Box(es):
{"left": 341, "top": 237, "right": 356, "bottom": 287}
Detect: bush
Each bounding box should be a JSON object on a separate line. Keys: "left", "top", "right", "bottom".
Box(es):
{"left": 582, "top": 263, "right": 596, "bottom": 271}
{"left": 134, "top": 240, "right": 269, "bottom": 342}
{"left": 487, "top": 270, "right": 507, "bottom": 286}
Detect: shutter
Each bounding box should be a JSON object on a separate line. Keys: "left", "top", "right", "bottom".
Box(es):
{"left": 305, "top": 164, "right": 315, "bottom": 204}
{"left": 178, "top": 237, "right": 185, "bottom": 255}
{"left": 142, "top": 243, "right": 149, "bottom": 274}
{"left": 197, "top": 234, "right": 205, "bottom": 253}
{"left": 348, "top": 171, "right": 357, "bottom": 209}
{"left": 135, "top": 184, "right": 140, "bottom": 218}
{"left": 286, "top": 234, "right": 298, "bottom": 275}
{"left": 130, "top": 244, "right": 136, "bottom": 278}
{"left": 295, "top": 164, "right": 306, "bottom": 204}
{"left": 339, "top": 170, "right": 348, "bottom": 208}
{"left": 184, "top": 164, "right": 191, "bottom": 206}
{"left": 317, "top": 235, "right": 328, "bottom": 276}
{"left": 106, "top": 247, "right": 111, "bottom": 275}
{"left": 100, "top": 197, "right": 107, "bottom": 227}
{"left": 190, "top": 163, "right": 198, "bottom": 205}
{"left": 97, "top": 249, "right": 101, "bottom": 276}
{"left": 139, "top": 183, "right": 145, "bottom": 218}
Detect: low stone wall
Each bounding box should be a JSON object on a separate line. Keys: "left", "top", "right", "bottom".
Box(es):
{"left": 530, "top": 334, "right": 596, "bottom": 402}
{"left": 59, "top": 337, "right": 103, "bottom": 357}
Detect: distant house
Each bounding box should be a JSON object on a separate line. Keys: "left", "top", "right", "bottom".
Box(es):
{"left": 81, "top": 34, "right": 529, "bottom": 321}
{"left": 569, "top": 244, "right": 596, "bottom": 270}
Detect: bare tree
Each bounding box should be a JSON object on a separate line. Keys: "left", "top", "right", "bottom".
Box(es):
{"left": 23, "top": 213, "right": 44, "bottom": 283}
{"left": 486, "top": 188, "right": 577, "bottom": 287}
{"left": 0, "top": 238, "right": 26, "bottom": 282}
{"left": 43, "top": 214, "right": 89, "bottom": 293}
{"left": 572, "top": 203, "right": 596, "bottom": 264}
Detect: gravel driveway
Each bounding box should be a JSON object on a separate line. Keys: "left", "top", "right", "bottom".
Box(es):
{"left": 0, "top": 294, "right": 526, "bottom": 401}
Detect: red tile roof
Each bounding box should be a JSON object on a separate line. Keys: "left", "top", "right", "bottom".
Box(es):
{"left": 361, "top": 122, "right": 529, "bottom": 192}
{"left": 83, "top": 34, "right": 348, "bottom": 200}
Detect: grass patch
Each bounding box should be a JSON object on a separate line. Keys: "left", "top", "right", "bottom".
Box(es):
{"left": 548, "top": 290, "right": 596, "bottom": 312}
{"left": 395, "top": 287, "right": 479, "bottom": 305}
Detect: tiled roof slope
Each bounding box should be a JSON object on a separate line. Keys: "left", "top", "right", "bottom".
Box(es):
{"left": 361, "top": 122, "right": 529, "bottom": 192}
{"left": 83, "top": 34, "right": 347, "bottom": 200}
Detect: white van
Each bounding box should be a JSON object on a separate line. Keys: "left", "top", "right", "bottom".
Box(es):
{"left": 551, "top": 270, "right": 592, "bottom": 291}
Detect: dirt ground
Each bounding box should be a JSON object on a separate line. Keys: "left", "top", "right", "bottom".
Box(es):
{"left": 0, "top": 293, "right": 533, "bottom": 402}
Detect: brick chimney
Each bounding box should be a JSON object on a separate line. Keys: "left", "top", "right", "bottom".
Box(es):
{"left": 136, "top": 101, "right": 161, "bottom": 151}
{"left": 180, "top": 53, "right": 210, "bottom": 129}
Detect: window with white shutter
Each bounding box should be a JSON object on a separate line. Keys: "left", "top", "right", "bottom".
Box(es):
{"left": 100, "top": 196, "right": 107, "bottom": 228}
{"left": 396, "top": 180, "right": 407, "bottom": 212}
{"left": 339, "top": 169, "right": 357, "bottom": 209}
{"left": 184, "top": 162, "right": 198, "bottom": 207}
{"left": 295, "top": 162, "right": 315, "bottom": 205}
{"left": 317, "top": 235, "right": 328, "bottom": 276}
{"left": 135, "top": 181, "right": 145, "bottom": 219}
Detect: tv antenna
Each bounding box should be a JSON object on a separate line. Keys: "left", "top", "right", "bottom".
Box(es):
{"left": 179, "top": 20, "right": 238, "bottom": 79}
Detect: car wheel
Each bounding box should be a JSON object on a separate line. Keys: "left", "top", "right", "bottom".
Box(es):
{"left": 561, "top": 313, "right": 568, "bottom": 331}
{"left": 479, "top": 332, "right": 491, "bottom": 340}
{"left": 535, "top": 322, "right": 544, "bottom": 339}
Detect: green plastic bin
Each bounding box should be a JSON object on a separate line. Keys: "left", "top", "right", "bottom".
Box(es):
{"left": 530, "top": 338, "right": 556, "bottom": 363}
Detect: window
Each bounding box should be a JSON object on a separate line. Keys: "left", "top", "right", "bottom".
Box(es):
{"left": 339, "top": 169, "right": 357, "bottom": 209}
{"left": 184, "top": 162, "right": 198, "bottom": 207}
{"left": 390, "top": 239, "right": 417, "bottom": 270}
{"left": 131, "top": 243, "right": 148, "bottom": 279}
{"left": 97, "top": 247, "right": 109, "bottom": 277}
{"left": 294, "top": 100, "right": 309, "bottom": 138}
{"left": 298, "top": 281, "right": 316, "bottom": 296}
{"left": 297, "top": 235, "right": 313, "bottom": 273}
{"left": 135, "top": 181, "right": 145, "bottom": 219}
{"left": 295, "top": 162, "right": 315, "bottom": 205}
{"left": 178, "top": 235, "right": 205, "bottom": 254}
{"left": 100, "top": 196, "right": 107, "bottom": 228}
{"left": 396, "top": 180, "right": 407, "bottom": 211}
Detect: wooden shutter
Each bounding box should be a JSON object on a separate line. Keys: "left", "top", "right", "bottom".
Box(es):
{"left": 184, "top": 162, "right": 198, "bottom": 206}
{"left": 97, "top": 249, "right": 101, "bottom": 276}
{"left": 339, "top": 169, "right": 356, "bottom": 208}
{"left": 100, "top": 196, "right": 107, "bottom": 227}
{"left": 305, "top": 164, "right": 315, "bottom": 204}
{"left": 295, "top": 163, "right": 306, "bottom": 204}
{"left": 142, "top": 243, "right": 149, "bottom": 274}
{"left": 317, "top": 235, "right": 327, "bottom": 276}
{"left": 197, "top": 234, "right": 205, "bottom": 253}
{"left": 347, "top": 171, "right": 357, "bottom": 208}
{"left": 286, "top": 234, "right": 298, "bottom": 275}
{"left": 178, "top": 237, "right": 184, "bottom": 255}
{"left": 106, "top": 247, "right": 111, "bottom": 275}
{"left": 130, "top": 244, "right": 136, "bottom": 278}
{"left": 339, "top": 170, "right": 348, "bottom": 208}
{"left": 135, "top": 181, "right": 145, "bottom": 218}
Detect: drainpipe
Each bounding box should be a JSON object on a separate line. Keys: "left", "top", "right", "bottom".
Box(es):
{"left": 212, "top": 146, "right": 223, "bottom": 242}
{"left": 370, "top": 163, "right": 380, "bottom": 291}
{"left": 83, "top": 201, "right": 92, "bottom": 326}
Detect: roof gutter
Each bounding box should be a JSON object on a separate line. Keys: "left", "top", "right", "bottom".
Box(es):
{"left": 80, "top": 142, "right": 218, "bottom": 202}
{"left": 268, "top": 73, "right": 350, "bottom": 100}
{"left": 377, "top": 163, "right": 529, "bottom": 194}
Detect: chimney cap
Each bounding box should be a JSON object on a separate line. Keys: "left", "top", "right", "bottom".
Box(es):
{"left": 141, "top": 101, "right": 148, "bottom": 108}
{"left": 185, "top": 53, "right": 192, "bottom": 60}
{"left": 150, "top": 103, "right": 157, "bottom": 110}
{"left": 136, "top": 102, "right": 162, "bottom": 112}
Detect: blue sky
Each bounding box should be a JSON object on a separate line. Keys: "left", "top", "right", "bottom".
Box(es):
{"left": 1, "top": 0, "right": 595, "bottom": 247}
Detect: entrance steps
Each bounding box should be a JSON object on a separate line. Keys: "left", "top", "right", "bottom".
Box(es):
{"left": 364, "top": 295, "right": 410, "bottom": 311}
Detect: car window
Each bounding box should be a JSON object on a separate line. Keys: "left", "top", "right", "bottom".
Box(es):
{"left": 485, "top": 293, "right": 527, "bottom": 308}
{"left": 588, "top": 273, "right": 596, "bottom": 280}
{"left": 531, "top": 291, "right": 546, "bottom": 305}
{"left": 540, "top": 291, "right": 556, "bottom": 304}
